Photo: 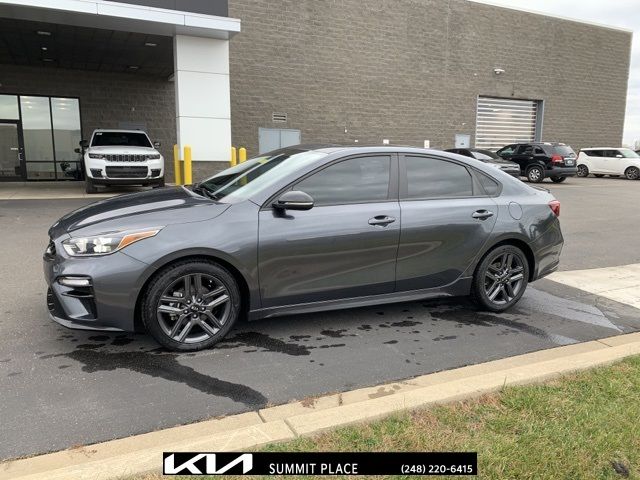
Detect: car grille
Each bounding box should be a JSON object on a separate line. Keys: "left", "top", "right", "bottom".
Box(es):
{"left": 104, "top": 154, "right": 152, "bottom": 162}
{"left": 105, "top": 166, "right": 148, "bottom": 178}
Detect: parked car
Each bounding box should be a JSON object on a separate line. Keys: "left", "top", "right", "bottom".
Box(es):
{"left": 45, "top": 145, "right": 564, "bottom": 351}
{"left": 446, "top": 148, "right": 521, "bottom": 178}
{"left": 80, "top": 129, "right": 165, "bottom": 194}
{"left": 577, "top": 148, "right": 640, "bottom": 180}
{"left": 496, "top": 142, "right": 577, "bottom": 183}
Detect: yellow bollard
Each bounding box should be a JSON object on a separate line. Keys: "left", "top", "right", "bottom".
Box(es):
{"left": 173, "top": 144, "right": 182, "bottom": 185}
{"left": 231, "top": 147, "right": 237, "bottom": 167}
{"left": 239, "top": 147, "right": 247, "bottom": 163}
{"left": 183, "top": 146, "right": 193, "bottom": 185}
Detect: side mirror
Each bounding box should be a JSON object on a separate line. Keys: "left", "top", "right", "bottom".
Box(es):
{"left": 79, "top": 140, "right": 89, "bottom": 148}
{"left": 616, "top": 154, "right": 623, "bottom": 158}
{"left": 273, "top": 191, "right": 314, "bottom": 211}
{"left": 154, "top": 141, "right": 161, "bottom": 148}
{"left": 74, "top": 148, "right": 81, "bottom": 154}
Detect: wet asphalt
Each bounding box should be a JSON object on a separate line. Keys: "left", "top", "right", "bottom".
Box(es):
{"left": 0, "top": 177, "right": 639, "bottom": 460}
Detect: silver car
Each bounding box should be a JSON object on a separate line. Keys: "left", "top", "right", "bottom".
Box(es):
{"left": 44, "top": 146, "right": 564, "bottom": 351}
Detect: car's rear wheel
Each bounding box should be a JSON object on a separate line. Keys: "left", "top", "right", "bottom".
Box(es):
{"left": 85, "top": 179, "right": 98, "bottom": 194}
{"left": 625, "top": 167, "right": 640, "bottom": 180}
{"left": 550, "top": 176, "right": 566, "bottom": 183}
{"left": 576, "top": 164, "right": 589, "bottom": 177}
{"left": 471, "top": 245, "right": 529, "bottom": 312}
{"left": 142, "top": 260, "right": 240, "bottom": 351}
{"left": 527, "top": 166, "right": 544, "bottom": 183}
{"left": 594, "top": 174, "right": 605, "bottom": 178}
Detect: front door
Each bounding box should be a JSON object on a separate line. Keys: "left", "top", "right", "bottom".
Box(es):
{"left": 258, "top": 154, "right": 400, "bottom": 308}
{"left": 0, "top": 121, "right": 25, "bottom": 181}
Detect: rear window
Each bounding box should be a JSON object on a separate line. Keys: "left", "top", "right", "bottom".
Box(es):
{"left": 552, "top": 145, "right": 576, "bottom": 156}
{"left": 91, "top": 132, "right": 152, "bottom": 148}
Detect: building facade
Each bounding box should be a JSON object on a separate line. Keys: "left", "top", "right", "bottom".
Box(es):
{"left": 0, "top": 0, "right": 632, "bottom": 182}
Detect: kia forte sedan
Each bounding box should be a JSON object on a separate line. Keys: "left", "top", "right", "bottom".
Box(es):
{"left": 44, "top": 146, "right": 564, "bottom": 351}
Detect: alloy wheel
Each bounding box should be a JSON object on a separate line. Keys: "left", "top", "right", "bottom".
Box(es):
{"left": 528, "top": 167, "right": 542, "bottom": 182}
{"left": 156, "top": 273, "right": 231, "bottom": 344}
{"left": 625, "top": 167, "right": 640, "bottom": 180}
{"left": 483, "top": 252, "right": 525, "bottom": 306}
{"left": 576, "top": 165, "right": 589, "bottom": 177}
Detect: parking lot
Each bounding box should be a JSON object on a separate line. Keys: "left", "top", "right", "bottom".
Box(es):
{"left": 0, "top": 176, "right": 639, "bottom": 461}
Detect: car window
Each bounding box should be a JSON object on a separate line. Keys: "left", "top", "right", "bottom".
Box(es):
{"left": 91, "top": 131, "right": 151, "bottom": 148}
{"left": 516, "top": 145, "right": 533, "bottom": 155}
{"left": 583, "top": 150, "right": 600, "bottom": 157}
{"left": 295, "top": 155, "right": 391, "bottom": 206}
{"left": 618, "top": 148, "right": 640, "bottom": 158}
{"left": 405, "top": 156, "right": 473, "bottom": 199}
{"left": 477, "top": 171, "right": 500, "bottom": 196}
{"left": 552, "top": 145, "right": 576, "bottom": 156}
{"left": 473, "top": 149, "right": 499, "bottom": 159}
{"left": 602, "top": 150, "right": 619, "bottom": 158}
{"left": 498, "top": 145, "right": 516, "bottom": 156}
{"left": 534, "top": 147, "right": 545, "bottom": 155}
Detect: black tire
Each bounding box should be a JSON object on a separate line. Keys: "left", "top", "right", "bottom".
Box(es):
{"left": 153, "top": 177, "right": 166, "bottom": 189}
{"left": 142, "top": 260, "right": 241, "bottom": 351}
{"left": 594, "top": 174, "right": 605, "bottom": 178}
{"left": 550, "top": 176, "right": 567, "bottom": 183}
{"left": 625, "top": 167, "right": 640, "bottom": 180}
{"left": 576, "top": 164, "right": 589, "bottom": 177}
{"left": 471, "top": 245, "right": 529, "bottom": 312}
{"left": 85, "top": 179, "right": 98, "bottom": 194}
{"left": 526, "top": 165, "right": 544, "bottom": 183}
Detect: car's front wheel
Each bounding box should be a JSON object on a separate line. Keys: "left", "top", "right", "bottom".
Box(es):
{"left": 471, "top": 245, "right": 529, "bottom": 312}
{"left": 526, "top": 166, "right": 544, "bottom": 183}
{"left": 550, "top": 176, "right": 566, "bottom": 183}
{"left": 576, "top": 164, "right": 589, "bottom": 177}
{"left": 625, "top": 166, "right": 640, "bottom": 180}
{"left": 85, "top": 179, "right": 98, "bottom": 194}
{"left": 142, "top": 260, "right": 241, "bottom": 351}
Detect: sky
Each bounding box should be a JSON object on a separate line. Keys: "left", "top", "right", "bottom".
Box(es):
{"left": 473, "top": 0, "right": 639, "bottom": 147}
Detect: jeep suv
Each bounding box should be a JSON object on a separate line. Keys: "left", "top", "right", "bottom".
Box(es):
{"left": 81, "top": 129, "right": 165, "bottom": 193}
{"left": 496, "top": 142, "right": 577, "bottom": 183}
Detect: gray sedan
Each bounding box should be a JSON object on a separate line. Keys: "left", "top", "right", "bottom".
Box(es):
{"left": 44, "top": 146, "right": 564, "bottom": 351}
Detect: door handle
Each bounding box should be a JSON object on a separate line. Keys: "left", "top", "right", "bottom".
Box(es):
{"left": 472, "top": 210, "right": 494, "bottom": 220}
{"left": 368, "top": 215, "right": 396, "bottom": 226}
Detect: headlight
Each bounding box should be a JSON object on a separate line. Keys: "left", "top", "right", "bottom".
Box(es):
{"left": 88, "top": 153, "right": 105, "bottom": 159}
{"left": 62, "top": 228, "right": 162, "bottom": 256}
{"left": 147, "top": 154, "right": 161, "bottom": 160}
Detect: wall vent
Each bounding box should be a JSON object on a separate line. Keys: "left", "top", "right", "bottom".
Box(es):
{"left": 272, "top": 112, "right": 288, "bottom": 123}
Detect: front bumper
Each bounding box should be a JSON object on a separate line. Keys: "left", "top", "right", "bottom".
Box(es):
{"left": 43, "top": 245, "right": 148, "bottom": 332}
{"left": 90, "top": 177, "right": 164, "bottom": 186}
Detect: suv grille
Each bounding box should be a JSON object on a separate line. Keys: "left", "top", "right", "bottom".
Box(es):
{"left": 105, "top": 166, "right": 148, "bottom": 178}
{"left": 104, "top": 154, "right": 152, "bottom": 162}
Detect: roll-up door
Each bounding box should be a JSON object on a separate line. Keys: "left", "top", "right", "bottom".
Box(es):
{"left": 475, "top": 97, "right": 539, "bottom": 150}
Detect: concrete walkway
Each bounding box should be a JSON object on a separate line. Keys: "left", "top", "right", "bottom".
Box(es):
{"left": 0, "top": 182, "right": 149, "bottom": 200}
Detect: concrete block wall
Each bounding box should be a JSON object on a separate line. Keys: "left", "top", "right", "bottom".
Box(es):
{"left": 228, "top": 0, "right": 631, "bottom": 157}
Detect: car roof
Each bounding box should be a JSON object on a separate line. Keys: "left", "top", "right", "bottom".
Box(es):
{"left": 581, "top": 147, "right": 627, "bottom": 150}
{"left": 284, "top": 144, "right": 454, "bottom": 155}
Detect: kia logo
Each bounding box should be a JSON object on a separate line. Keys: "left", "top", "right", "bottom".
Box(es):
{"left": 164, "top": 453, "right": 253, "bottom": 475}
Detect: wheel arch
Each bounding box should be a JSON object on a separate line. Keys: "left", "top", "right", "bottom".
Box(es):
{"left": 133, "top": 251, "right": 254, "bottom": 333}
{"left": 474, "top": 237, "right": 536, "bottom": 283}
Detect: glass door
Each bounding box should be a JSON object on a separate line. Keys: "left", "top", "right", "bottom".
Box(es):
{"left": 0, "top": 121, "right": 25, "bottom": 181}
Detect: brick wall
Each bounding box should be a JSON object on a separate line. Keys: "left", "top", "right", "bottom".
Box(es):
{"left": 0, "top": 64, "right": 177, "bottom": 177}
{"left": 228, "top": 0, "right": 631, "bottom": 157}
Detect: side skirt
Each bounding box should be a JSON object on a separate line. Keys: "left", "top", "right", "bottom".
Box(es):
{"left": 248, "top": 277, "right": 473, "bottom": 321}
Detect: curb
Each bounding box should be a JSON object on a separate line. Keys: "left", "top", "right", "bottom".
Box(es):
{"left": 2, "top": 332, "right": 639, "bottom": 479}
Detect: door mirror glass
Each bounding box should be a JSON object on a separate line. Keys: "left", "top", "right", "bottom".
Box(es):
{"left": 153, "top": 141, "right": 161, "bottom": 148}
{"left": 274, "top": 191, "right": 314, "bottom": 211}
{"left": 79, "top": 139, "right": 89, "bottom": 148}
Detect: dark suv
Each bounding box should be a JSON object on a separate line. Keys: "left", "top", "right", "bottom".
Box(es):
{"left": 496, "top": 142, "right": 578, "bottom": 183}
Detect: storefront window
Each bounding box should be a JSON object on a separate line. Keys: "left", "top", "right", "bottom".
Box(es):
{"left": 0, "top": 95, "right": 19, "bottom": 120}
{"left": 21, "top": 96, "right": 54, "bottom": 163}
{"left": 51, "top": 98, "right": 82, "bottom": 162}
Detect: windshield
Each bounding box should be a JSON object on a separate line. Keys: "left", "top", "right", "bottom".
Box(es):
{"left": 91, "top": 132, "right": 152, "bottom": 148}
{"left": 194, "top": 149, "right": 328, "bottom": 203}
{"left": 619, "top": 148, "right": 640, "bottom": 158}
{"left": 552, "top": 145, "right": 576, "bottom": 157}
{"left": 472, "top": 149, "right": 499, "bottom": 160}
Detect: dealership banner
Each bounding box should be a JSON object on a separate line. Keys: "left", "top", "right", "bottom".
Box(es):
{"left": 163, "top": 452, "right": 478, "bottom": 476}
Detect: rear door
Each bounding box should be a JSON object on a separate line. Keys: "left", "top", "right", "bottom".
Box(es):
{"left": 584, "top": 149, "right": 605, "bottom": 173}
{"left": 258, "top": 154, "right": 400, "bottom": 307}
{"left": 510, "top": 144, "right": 535, "bottom": 171}
{"left": 396, "top": 154, "right": 497, "bottom": 291}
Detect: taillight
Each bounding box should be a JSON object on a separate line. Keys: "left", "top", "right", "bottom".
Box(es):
{"left": 549, "top": 200, "right": 560, "bottom": 217}
{"left": 551, "top": 154, "right": 563, "bottom": 163}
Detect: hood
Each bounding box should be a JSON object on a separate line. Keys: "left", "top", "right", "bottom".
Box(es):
{"left": 87, "top": 146, "right": 158, "bottom": 154}
{"left": 49, "top": 187, "right": 229, "bottom": 238}
{"left": 487, "top": 158, "right": 518, "bottom": 167}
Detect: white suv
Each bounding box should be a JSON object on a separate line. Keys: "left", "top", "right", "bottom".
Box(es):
{"left": 577, "top": 148, "right": 640, "bottom": 180}
{"left": 81, "top": 129, "right": 165, "bottom": 193}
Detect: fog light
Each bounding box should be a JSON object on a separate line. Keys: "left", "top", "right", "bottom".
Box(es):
{"left": 151, "top": 169, "right": 161, "bottom": 177}
{"left": 90, "top": 169, "right": 103, "bottom": 177}
{"left": 58, "top": 277, "right": 92, "bottom": 287}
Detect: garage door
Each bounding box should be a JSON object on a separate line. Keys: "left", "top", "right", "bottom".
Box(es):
{"left": 475, "top": 97, "right": 539, "bottom": 150}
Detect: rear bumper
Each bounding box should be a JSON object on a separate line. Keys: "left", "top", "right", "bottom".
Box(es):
{"left": 546, "top": 167, "right": 577, "bottom": 177}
